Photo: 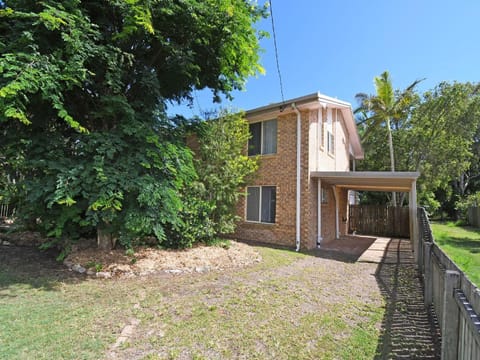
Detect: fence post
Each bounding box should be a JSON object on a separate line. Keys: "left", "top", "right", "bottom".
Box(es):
{"left": 424, "top": 242, "right": 433, "bottom": 307}
{"left": 441, "top": 270, "right": 460, "bottom": 360}
{"left": 417, "top": 209, "right": 424, "bottom": 272}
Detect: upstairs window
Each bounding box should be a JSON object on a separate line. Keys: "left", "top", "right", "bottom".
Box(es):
{"left": 318, "top": 108, "right": 324, "bottom": 149}
{"left": 326, "top": 108, "right": 335, "bottom": 155}
{"left": 246, "top": 186, "right": 276, "bottom": 223}
{"left": 248, "top": 119, "right": 277, "bottom": 156}
{"left": 327, "top": 131, "right": 335, "bottom": 155}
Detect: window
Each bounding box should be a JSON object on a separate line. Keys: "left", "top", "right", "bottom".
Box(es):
{"left": 321, "top": 188, "right": 328, "bottom": 204}
{"left": 326, "top": 108, "right": 334, "bottom": 155}
{"left": 248, "top": 119, "right": 277, "bottom": 156}
{"left": 318, "top": 108, "right": 323, "bottom": 149}
{"left": 246, "top": 186, "right": 276, "bottom": 223}
{"left": 327, "top": 131, "right": 335, "bottom": 154}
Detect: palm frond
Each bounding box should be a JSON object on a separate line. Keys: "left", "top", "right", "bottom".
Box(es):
{"left": 404, "top": 77, "right": 425, "bottom": 93}
{"left": 374, "top": 71, "right": 394, "bottom": 108}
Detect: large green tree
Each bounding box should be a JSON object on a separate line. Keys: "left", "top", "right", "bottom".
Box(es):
{"left": 407, "top": 82, "right": 480, "bottom": 214}
{"left": 355, "top": 71, "right": 422, "bottom": 205}
{"left": 357, "top": 80, "right": 480, "bottom": 214}
{"left": 0, "top": 0, "right": 267, "bottom": 253}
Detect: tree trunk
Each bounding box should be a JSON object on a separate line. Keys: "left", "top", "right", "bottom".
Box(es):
{"left": 386, "top": 116, "right": 397, "bottom": 206}
{"left": 97, "top": 223, "right": 117, "bottom": 250}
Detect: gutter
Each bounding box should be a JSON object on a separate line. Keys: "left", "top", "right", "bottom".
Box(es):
{"left": 292, "top": 103, "right": 301, "bottom": 252}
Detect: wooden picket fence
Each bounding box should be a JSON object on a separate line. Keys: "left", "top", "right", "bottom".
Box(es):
{"left": 0, "top": 203, "right": 15, "bottom": 218}
{"left": 418, "top": 208, "right": 480, "bottom": 359}
{"left": 349, "top": 205, "right": 409, "bottom": 238}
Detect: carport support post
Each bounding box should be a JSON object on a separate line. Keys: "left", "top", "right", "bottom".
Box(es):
{"left": 409, "top": 180, "right": 418, "bottom": 263}
{"left": 333, "top": 185, "right": 340, "bottom": 239}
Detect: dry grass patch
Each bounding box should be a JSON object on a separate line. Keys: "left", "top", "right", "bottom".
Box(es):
{"left": 1, "top": 244, "right": 384, "bottom": 360}
{"left": 65, "top": 240, "right": 261, "bottom": 276}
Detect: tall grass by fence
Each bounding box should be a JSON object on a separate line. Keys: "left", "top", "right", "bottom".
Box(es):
{"left": 418, "top": 208, "right": 480, "bottom": 359}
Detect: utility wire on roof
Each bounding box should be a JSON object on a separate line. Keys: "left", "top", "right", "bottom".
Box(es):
{"left": 269, "top": 0, "right": 285, "bottom": 104}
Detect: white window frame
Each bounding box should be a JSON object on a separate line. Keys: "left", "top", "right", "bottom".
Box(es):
{"left": 326, "top": 108, "right": 335, "bottom": 156}
{"left": 245, "top": 185, "right": 276, "bottom": 224}
{"left": 248, "top": 119, "right": 277, "bottom": 156}
{"left": 318, "top": 108, "right": 323, "bottom": 150}
{"left": 327, "top": 131, "right": 335, "bottom": 155}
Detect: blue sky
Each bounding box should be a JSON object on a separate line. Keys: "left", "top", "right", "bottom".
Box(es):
{"left": 168, "top": 0, "right": 480, "bottom": 117}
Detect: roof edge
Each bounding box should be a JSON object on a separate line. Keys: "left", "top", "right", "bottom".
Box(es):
{"left": 246, "top": 92, "right": 352, "bottom": 117}
{"left": 311, "top": 171, "right": 420, "bottom": 179}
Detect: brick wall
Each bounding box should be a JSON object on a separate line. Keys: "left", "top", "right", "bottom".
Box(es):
{"left": 234, "top": 112, "right": 298, "bottom": 247}
{"left": 233, "top": 105, "right": 353, "bottom": 250}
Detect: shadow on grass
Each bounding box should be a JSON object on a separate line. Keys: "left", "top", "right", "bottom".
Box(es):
{"left": 241, "top": 237, "right": 373, "bottom": 263}
{"left": 307, "top": 235, "right": 377, "bottom": 263}
{"left": 374, "top": 238, "right": 441, "bottom": 359}
{"left": 0, "top": 245, "right": 84, "bottom": 294}
{"left": 435, "top": 236, "right": 480, "bottom": 253}
{"left": 305, "top": 248, "right": 359, "bottom": 263}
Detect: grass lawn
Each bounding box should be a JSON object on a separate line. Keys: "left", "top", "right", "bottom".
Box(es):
{"left": 0, "top": 245, "right": 386, "bottom": 360}
{"left": 430, "top": 222, "right": 480, "bottom": 286}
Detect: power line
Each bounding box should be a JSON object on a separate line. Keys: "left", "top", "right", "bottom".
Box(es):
{"left": 269, "top": 0, "right": 285, "bottom": 103}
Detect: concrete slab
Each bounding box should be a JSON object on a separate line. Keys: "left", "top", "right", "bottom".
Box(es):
{"left": 319, "top": 235, "right": 376, "bottom": 258}
{"left": 358, "top": 237, "right": 392, "bottom": 263}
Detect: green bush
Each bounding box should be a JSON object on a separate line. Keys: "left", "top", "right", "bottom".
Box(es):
{"left": 165, "top": 111, "right": 258, "bottom": 248}
{"left": 0, "top": 1, "right": 265, "bottom": 251}
{"left": 456, "top": 192, "right": 480, "bottom": 223}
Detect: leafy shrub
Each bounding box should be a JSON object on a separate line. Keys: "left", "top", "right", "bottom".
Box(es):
{"left": 191, "top": 110, "right": 258, "bottom": 236}
{"left": 456, "top": 192, "right": 480, "bottom": 223}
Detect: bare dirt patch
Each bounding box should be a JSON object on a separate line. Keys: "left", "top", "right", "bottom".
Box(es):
{"left": 65, "top": 240, "right": 262, "bottom": 277}
{"left": 0, "top": 224, "right": 262, "bottom": 277}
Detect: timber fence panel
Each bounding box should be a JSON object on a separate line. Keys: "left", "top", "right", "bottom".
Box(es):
{"left": 0, "top": 203, "right": 8, "bottom": 218}
{"left": 455, "top": 289, "right": 480, "bottom": 359}
{"left": 349, "top": 205, "right": 409, "bottom": 237}
{"left": 441, "top": 271, "right": 460, "bottom": 359}
{"left": 0, "top": 203, "right": 16, "bottom": 218}
{"left": 424, "top": 242, "right": 433, "bottom": 306}
{"left": 431, "top": 253, "right": 445, "bottom": 329}
{"left": 418, "top": 208, "right": 480, "bottom": 359}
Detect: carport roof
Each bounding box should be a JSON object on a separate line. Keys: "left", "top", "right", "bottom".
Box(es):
{"left": 311, "top": 171, "right": 420, "bottom": 192}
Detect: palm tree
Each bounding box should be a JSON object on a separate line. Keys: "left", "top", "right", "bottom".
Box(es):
{"left": 355, "top": 71, "right": 422, "bottom": 206}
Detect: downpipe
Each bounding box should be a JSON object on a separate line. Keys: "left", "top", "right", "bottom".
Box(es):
{"left": 292, "top": 103, "right": 301, "bottom": 252}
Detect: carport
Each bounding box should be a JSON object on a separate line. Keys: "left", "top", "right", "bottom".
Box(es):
{"left": 310, "top": 171, "right": 420, "bottom": 261}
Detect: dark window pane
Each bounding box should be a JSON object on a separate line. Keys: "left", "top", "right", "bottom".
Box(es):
{"left": 248, "top": 122, "right": 261, "bottom": 156}
{"left": 321, "top": 188, "right": 328, "bottom": 204}
{"left": 261, "top": 186, "right": 276, "bottom": 223}
{"left": 263, "top": 119, "right": 277, "bottom": 154}
{"left": 246, "top": 187, "right": 260, "bottom": 221}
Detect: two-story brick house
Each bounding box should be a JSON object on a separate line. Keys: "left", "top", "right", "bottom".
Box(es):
{"left": 233, "top": 92, "right": 365, "bottom": 250}
{"left": 232, "top": 91, "right": 421, "bottom": 252}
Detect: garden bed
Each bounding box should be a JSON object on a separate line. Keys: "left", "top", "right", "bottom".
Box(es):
{"left": 64, "top": 240, "right": 262, "bottom": 277}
